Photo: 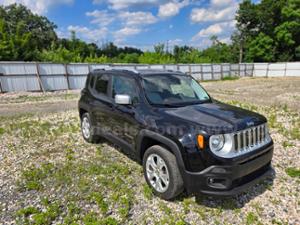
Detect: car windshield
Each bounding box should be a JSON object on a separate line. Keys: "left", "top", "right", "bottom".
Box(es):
{"left": 142, "top": 74, "right": 211, "bottom": 106}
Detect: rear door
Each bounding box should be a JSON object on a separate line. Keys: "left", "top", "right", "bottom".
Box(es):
{"left": 89, "top": 72, "right": 113, "bottom": 135}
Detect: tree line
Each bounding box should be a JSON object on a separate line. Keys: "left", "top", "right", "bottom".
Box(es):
{"left": 0, "top": 1, "right": 299, "bottom": 64}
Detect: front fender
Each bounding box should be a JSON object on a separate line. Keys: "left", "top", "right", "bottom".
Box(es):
{"left": 136, "top": 129, "right": 187, "bottom": 173}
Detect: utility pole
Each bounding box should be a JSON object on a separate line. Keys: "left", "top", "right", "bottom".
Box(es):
{"left": 166, "top": 40, "right": 169, "bottom": 54}
{"left": 239, "top": 40, "right": 243, "bottom": 63}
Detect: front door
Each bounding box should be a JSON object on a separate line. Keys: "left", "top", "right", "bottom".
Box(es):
{"left": 110, "top": 74, "right": 141, "bottom": 150}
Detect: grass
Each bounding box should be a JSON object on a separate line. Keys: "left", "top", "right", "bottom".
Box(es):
{"left": 285, "top": 168, "right": 300, "bottom": 178}
{"left": 199, "top": 76, "right": 239, "bottom": 83}
{"left": 0, "top": 92, "right": 79, "bottom": 104}
{"left": 142, "top": 184, "right": 153, "bottom": 200}
{"left": 246, "top": 212, "right": 259, "bottom": 225}
{"left": 15, "top": 136, "right": 139, "bottom": 224}
{"left": 0, "top": 127, "right": 4, "bottom": 136}
{"left": 282, "top": 141, "right": 294, "bottom": 148}
{"left": 1, "top": 97, "right": 299, "bottom": 224}
{"left": 16, "top": 200, "right": 61, "bottom": 225}
{"left": 221, "top": 76, "right": 239, "bottom": 81}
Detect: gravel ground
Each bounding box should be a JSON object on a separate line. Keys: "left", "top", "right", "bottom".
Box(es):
{"left": 0, "top": 77, "right": 299, "bottom": 224}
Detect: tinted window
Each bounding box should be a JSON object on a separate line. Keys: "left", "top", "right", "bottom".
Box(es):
{"left": 89, "top": 75, "right": 95, "bottom": 88}
{"left": 112, "top": 76, "right": 139, "bottom": 103}
{"left": 95, "top": 74, "right": 109, "bottom": 95}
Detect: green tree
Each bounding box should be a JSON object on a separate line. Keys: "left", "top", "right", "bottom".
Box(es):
{"left": 40, "top": 45, "right": 81, "bottom": 63}
{"left": 154, "top": 43, "right": 165, "bottom": 55}
{"left": 235, "top": 0, "right": 300, "bottom": 61}
{"left": 275, "top": 0, "right": 300, "bottom": 60}
{"left": 0, "top": 4, "right": 57, "bottom": 50}
{"left": 246, "top": 33, "right": 275, "bottom": 62}
{"left": 0, "top": 19, "right": 38, "bottom": 61}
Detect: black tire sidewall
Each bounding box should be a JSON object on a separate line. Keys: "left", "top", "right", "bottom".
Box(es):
{"left": 81, "top": 112, "right": 98, "bottom": 143}
{"left": 143, "top": 146, "right": 183, "bottom": 200}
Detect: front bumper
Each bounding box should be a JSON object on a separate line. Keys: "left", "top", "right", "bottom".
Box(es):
{"left": 183, "top": 144, "right": 274, "bottom": 196}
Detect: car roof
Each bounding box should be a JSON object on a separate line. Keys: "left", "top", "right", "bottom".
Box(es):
{"left": 91, "top": 68, "right": 185, "bottom": 77}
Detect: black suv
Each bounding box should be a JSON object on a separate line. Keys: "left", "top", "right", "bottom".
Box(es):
{"left": 79, "top": 69, "right": 274, "bottom": 200}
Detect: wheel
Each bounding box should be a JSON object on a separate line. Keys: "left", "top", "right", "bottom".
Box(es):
{"left": 143, "top": 145, "right": 184, "bottom": 200}
{"left": 81, "top": 112, "right": 101, "bottom": 143}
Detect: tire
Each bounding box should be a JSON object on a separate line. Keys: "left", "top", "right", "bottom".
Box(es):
{"left": 143, "top": 145, "right": 184, "bottom": 200}
{"left": 81, "top": 112, "right": 101, "bottom": 143}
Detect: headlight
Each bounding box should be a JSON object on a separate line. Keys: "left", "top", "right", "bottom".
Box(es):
{"left": 209, "top": 135, "right": 224, "bottom": 152}
{"left": 209, "top": 134, "right": 233, "bottom": 157}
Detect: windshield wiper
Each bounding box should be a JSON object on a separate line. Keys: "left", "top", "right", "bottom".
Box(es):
{"left": 150, "top": 103, "right": 183, "bottom": 108}
{"left": 184, "top": 99, "right": 211, "bottom": 105}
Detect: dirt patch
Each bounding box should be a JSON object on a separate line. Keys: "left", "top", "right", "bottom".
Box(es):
{"left": 202, "top": 77, "right": 300, "bottom": 112}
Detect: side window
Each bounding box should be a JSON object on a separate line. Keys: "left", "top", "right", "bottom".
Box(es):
{"left": 95, "top": 74, "right": 109, "bottom": 95}
{"left": 112, "top": 76, "right": 139, "bottom": 103}
{"left": 89, "top": 75, "right": 95, "bottom": 89}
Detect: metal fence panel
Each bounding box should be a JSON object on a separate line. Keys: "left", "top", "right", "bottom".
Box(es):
{"left": 68, "top": 64, "right": 89, "bottom": 75}
{"left": 67, "top": 64, "right": 89, "bottom": 89}
{"left": 0, "top": 62, "right": 37, "bottom": 75}
{"left": 213, "top": 65, "right": 221, "bottom": 73}
{"left": 149, "top": 65, "right": 165, "bottom": 70}
{"left": 135, "top": 65, "right": 150, "bottom": 69}
{"left": 1, "top": 62, "right": 300, "bottom": 93}
{"left": 286, "top": 62, "right": 300, "bottom": 76}
{"left": 38, "top": 64, "right": 68, "bottom": 91}
{"left": 165, "top": 65, "right": 178, "bottom": 71}
{"left": 268, "top": 63, "right": 285, "bottom": 77}
{"left": 0, "top": 75, "right": 40, "bottom": 92}
{"left": 68, "top": 76, "right": 87, "bottom": 90}
{"left": 178, "top": 65, "right": 190, "bottom": 73}
{"left": 0, "top": 63, "right": 40, "bottom": 92}
{"left": 253, "top": 63, "right": 268, "bottom": 77}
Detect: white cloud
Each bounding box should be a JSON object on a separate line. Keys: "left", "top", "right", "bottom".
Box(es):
{"left": 92, "top": 0, "right": 165, "bottom": 10}
{"left": 113, "top": 26, "right": 141, "bottom": 44}
{"left": 0, "top": 0, "right": 73, "bottom": 14}
{"left": 68, "top": 25, "right": 108, "bottom": 43}
{"left": 158, "top": 0, "right": 189, "bottom": 18}
{"left": 118, "top": 11, "right": 157, "bottom": 26}
{"left": 194, "top": 24, "right": 223, "bottom": 38}
{"left": 190, "top": 0, "right": 238, "bottom": 23}
{"left": 191, "top": 21, "right": 235, "bottom": 41}
{"left": 86, "top": 10, "right": 115, "bottom": 27}
{"left": 169, "top": 38, "right": 183, "bottom": 46}
{"left": 190, "top": 38, "right": 212, "bottom": 49}
{"left": 114, "top": 26, "right": 141, "bottom": 38}
{"left": 211, "top": 0, "right": 234, "bottom": 8}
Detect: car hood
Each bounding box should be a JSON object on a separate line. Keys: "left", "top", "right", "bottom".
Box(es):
{"left": 163, "top": 101, "right": 267, "bottom": 134}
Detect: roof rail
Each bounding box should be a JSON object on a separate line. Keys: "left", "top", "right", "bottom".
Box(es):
{"left": 93, "top": 67, "right": 139, "bottom": 74}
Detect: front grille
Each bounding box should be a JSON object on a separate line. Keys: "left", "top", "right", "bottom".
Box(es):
{"left": 233, "top": 124, "right": 269, "bottom": 153}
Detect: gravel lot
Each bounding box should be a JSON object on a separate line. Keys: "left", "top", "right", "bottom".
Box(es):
{"left": 0, "top": 77, "right": 299, "bottom": 225}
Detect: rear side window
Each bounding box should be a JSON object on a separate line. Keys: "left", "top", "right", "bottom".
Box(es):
{"left": 89, "top": 75, "right": 95, "bottom": 88}
{"left": 95, "top": 74, "right": 109, "bottom": 95}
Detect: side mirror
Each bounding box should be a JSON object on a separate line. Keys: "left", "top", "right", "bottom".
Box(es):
{"left": 115, "top": 94, "right": 132, "bottom": 105}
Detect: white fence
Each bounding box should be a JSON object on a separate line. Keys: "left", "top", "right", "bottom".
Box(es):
{"left": 0, "top": 62, "right": 299, "bottom": 93}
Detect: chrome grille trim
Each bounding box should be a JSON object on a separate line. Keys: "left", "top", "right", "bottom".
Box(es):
{"left": 233, "top": 123, "right": 270, "bottom": 154}
{"left": 210, "top": 123, "right": 272, "bottom": 158}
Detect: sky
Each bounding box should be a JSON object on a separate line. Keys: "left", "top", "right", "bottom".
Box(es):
{"left": 0, "top": 0, "right": 254, "bottom": 50}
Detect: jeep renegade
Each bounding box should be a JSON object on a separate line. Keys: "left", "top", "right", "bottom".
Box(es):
{"left": 78, "top": 69, "right": 274, "bottom": 200}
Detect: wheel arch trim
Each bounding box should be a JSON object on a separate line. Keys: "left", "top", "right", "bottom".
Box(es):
{"left": 136, "top": 129, "right": 186, "bottom": 172}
